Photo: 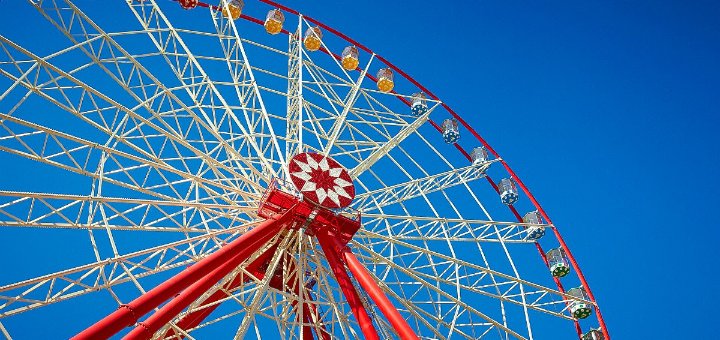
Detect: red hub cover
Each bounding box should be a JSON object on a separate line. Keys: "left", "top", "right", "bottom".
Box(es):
{"left": 288, "top": 152, "right": 355, "bottom": 209}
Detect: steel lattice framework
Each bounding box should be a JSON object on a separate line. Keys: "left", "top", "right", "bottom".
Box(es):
{"left": 0, "top": 1, "right": 609, "bottom": 339}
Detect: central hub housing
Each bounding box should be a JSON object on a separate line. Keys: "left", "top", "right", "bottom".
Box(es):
{"left": 258, "top": 153, "right": 360, "bottom": 246}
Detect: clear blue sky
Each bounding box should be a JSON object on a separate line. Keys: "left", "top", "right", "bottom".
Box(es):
{"left": 0, "top": 0, "right": 719, "bottom": 339}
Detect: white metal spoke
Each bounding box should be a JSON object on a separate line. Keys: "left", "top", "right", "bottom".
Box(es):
{"left": 353, "top": 160, "right": 495, "bottom": 212}
{"left": 123, "top": 0, "right": 278, "bottom": 179}
{"left": 0, "top": 190, "right": 250, "bottom": 232}
{"left": 0, "top": 223, "right": 254, "bottom": 317}
{"left": 29, "top": 0, "right": 266, "bottom": 194}
{"left": 349, "top": 102, "right": 440, "bottom": 178}
{"left": 361, "top": 213, "right": 549, "bottom": 243}
{"left": 354, "top": 232, "right": 591, "bottom": 322}
{"left": 212, "top": 3, "right": 288, "bottom": 178}
{"left": 285, "top": 18, "right": 304, "bottom": 159}
{"left": 352, "top": 239, "right": 524, "bottom": 339}
{"left": 0, "top": 36, "right": 259, "bottom": 202}
{"left": 0, "top": 112, "right": 254, "bottom": 205}
{"left": 323, "top": 54, "right": 374, "bottom": 154}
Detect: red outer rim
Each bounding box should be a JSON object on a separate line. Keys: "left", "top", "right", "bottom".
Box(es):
{"left": 186, "top": 1, "right": 609, "bottom": 338}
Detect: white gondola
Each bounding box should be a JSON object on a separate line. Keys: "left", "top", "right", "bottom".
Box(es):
{"left": 411, "top": 92, "right": 428, "bottom": 116}
{"left": 568, "top": 286, "right": 593, "bottom": 319}
{"left": 523, "top": 210, "right": 545, "bottom": 241}
{"left": 499, "top": 178, "right": 518, "bottom": 205}
{"left": 547, "top": 247, "right": 571, "bottom": 277}
{"left": 441, "top": 118, "right": 460, "bottom": 143}
{"left": 470, "top": 146, "right": 488, "bottom": 164}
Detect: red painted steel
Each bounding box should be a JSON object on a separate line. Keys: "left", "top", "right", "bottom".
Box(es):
{"left": 288, "top": 277, "right": 330, "bottom": 340}
{"left": 162, "top": 243, "right": 280, "bottom": 339}
{"left": 123, "top": 220, "right": 291, "bottom": 339}
{"left": 258, "top": 179, "right": 361, "bottom": 246}
{"left": 72, "top": 208, "right": 297, "bottom": 340}
{"left": 338, "top": 244, "right": 419, "bottom": 340}
{"left": 163, "top": 243, "right": 329, "bottom": 340}
{"left": 316, "top": 230, "right": 379, "bottom": 340}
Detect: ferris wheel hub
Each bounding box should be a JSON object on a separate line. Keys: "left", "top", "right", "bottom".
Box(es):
{"left": 288, "top": 152, "right": 355, "bottom": 209}
{"left": 258, "top": 178, "right": 361, "bottom": 247}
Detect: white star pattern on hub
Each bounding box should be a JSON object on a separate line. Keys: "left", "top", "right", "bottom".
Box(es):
{"left": 288, "top": 152, "right": 356, "bottom": 209}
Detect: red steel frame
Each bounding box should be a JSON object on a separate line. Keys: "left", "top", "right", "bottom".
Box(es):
{"left": 122, "top": 227, "right": 285, "bottom": 339}
{"left": 161, "top": 243, "right": 282, "bottom": 339}
{"left": 327, "top": 237, "right": 419, "bottom": 340}
{"left": 72, "top": 207, "right": 298, "bottom": 340}
{"left": 74, "top": 178, "right": 420, "bottom": 339}
{"left": 315, "top": 230, "right": 379, "bottom": 340}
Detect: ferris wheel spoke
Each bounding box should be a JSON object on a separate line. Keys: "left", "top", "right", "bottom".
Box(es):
{"left": 231, "top": 233, "right": 298, "bottom": 339}
{"left": 323, "top": 53, "right": 374, "bottom": 155}
{"left": 353, "top": 160, "right": 495, "bottom": 212}
{"left": 349, "top": 101, "right": 441, "bottom": 178}
{"left": 0, "top": 37, "right": 263, "bottom": 203}
{"left": 300, "top": 100, "right": 334, "bottom": 148}
{"left": 29, "top": 0, "right": 267, "bottom": 192}
{"left": 211, "top": 4, "right": 288, "bottom": 177}
{"left": 300, "top": 75, "right": 348, "bottom": 114}
{"left": 296, "top": 54, "right": 354, "bottom": 150}
{"left": 360, "top": 213, "right": 548, "bottom": 243}
{"left": 285, "top": 20, "right": 304, "bottom": 159}
{"left": 0, "top": 112, "right": 256, "bottom": 205}
{"left": 123, "top": 0, "right": 279, "bottom": 180}
{"left": 0, "top": 190, "right": 250, "bottom": 233}
{"left": 354, "top": 232, "right": 587, "bottom": 322}
{"left": 0, "top": 223, "right": 253, "bottom": 318}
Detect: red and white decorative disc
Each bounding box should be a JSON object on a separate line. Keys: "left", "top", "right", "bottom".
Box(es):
{"left": 288, "top": 152, "right": 355, "bottom": 209}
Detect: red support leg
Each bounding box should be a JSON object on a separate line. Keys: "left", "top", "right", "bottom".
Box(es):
{"left": 294, "top": 299, "right": 318, "bottom": 340}
{"left": 316, "top": 231, "right": 380, "bottom": 340}
{"left": 123, "top": 222, "right": 289, "bottom": 340}
{"left": 162, "top": 244, "right": 281, "bottom": 339}
{"left": 72, "top": 208, "right": 297, "bottom": 340}
{"left": 163, "top": 242, "right": 329, "bottom": 340}
{"left": 288, "top": 278, "right": 329, "bottom": 340}
{"left": 339, "top": 243, "right": 419, "bottom": 340}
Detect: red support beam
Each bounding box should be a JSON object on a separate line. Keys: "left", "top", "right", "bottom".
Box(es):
{"left": 123, "top": 222, "right": 290, "bottom": 339}
{"left": 336, "top": 243, "right": 419, "bottom": 340}
{"left": 72, "top": 207, "right": 297, "bottom": 340}
{"left": 316, "top": 231, "right": 379, "bottom": 340}
{"left": 162, "top": 244, "right": 281, "bottom": 339}
{"left": 289, "top": 286, "right": 328, "bottom": 340}
{"left": 163, "top": 242, "right": 330, "bottom": 340}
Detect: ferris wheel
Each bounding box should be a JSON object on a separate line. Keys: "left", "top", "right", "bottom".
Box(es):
{"left": 0, "top": 0, "right": 609, "bottom": 339}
